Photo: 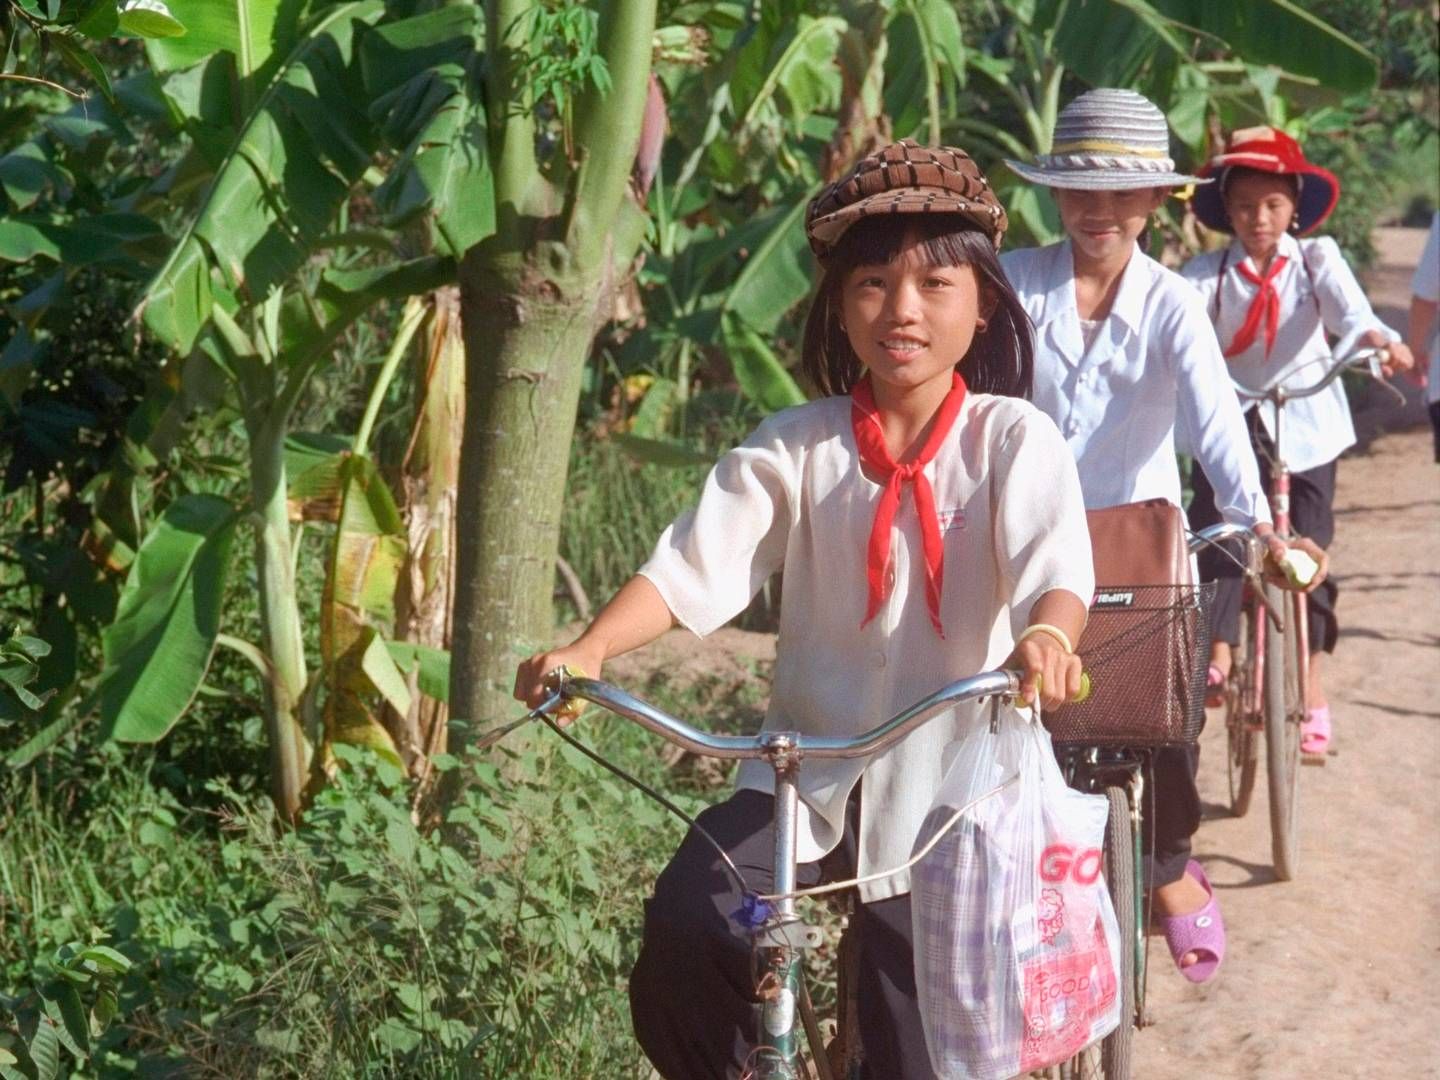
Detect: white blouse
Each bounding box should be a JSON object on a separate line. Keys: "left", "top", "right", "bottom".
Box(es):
{"left": 1001, "top": 240, "right": 1270, "bottom": 526}
{"left": 1181, "top": 234, "right": 1400, "bottom": 472}
{"left": 639, "top": 392, "right": 1094, "bottom": 902}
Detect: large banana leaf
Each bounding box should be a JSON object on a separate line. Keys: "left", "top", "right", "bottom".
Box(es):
{"left": 732, "top": 13, "right": 845, "bottom": 130}
{"left": 884, "top": 0, "right": 965, "bottom": 144}
{"left": 721, "top": 314, "right": 806, "bottom": 414}
{"left": 137, "top": 0, "right": 386, "bottom": 353}
{"left": 720, "top": 198, "right": 812, "bottom": 334}
{"left": 1049, "top": 0, "right": 1377, "bottom": 97}
{"left": 144, "top": 0, "right": 295, "bottom": 78}
{"left": 363, "top": 6, "right": 493, "bottom": 259}
{"left": 0, "top": 213, "right": 164, "bottom": 265}
{"left": 317, "top": 453, "right": 408, "bottom": 769}
{"left": 97, "top": 493, "right": 238, "bottom": 741}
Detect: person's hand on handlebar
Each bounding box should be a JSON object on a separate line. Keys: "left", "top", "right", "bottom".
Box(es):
{"left": 513, "top": 646, "right": 605, "bottom": 724}
{"left": 1007, "top": 629, "right": 1085, "bottom": 710}
{"left": 513, "top": 576, "right": 680, "bottom": 725}
{"left": 1361, "top": 329, "right": 1415, "bottom": 379}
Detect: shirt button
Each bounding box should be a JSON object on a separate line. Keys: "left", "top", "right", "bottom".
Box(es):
{"left": 885, "top": 568, "right": 897, "bottom": 590}
{"left": 873, "top": 651, "right": 888, "bottom": 670}
{"left": 1196, "top": 915, "right": 1213, "bottom": 928}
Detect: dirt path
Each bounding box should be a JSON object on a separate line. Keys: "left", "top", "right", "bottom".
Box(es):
{"left": 1135, "top": 231, "right": 1440, "bottom": 1079}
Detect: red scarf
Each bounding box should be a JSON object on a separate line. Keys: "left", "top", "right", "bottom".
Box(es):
{"left": 850, "top": 372, "right": 967, "bottom": 637}
{"left": 1224, "top": 256, "right": 1289, "bottom": 359}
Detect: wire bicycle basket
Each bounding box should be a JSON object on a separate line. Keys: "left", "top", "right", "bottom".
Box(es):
{"left": 1045, "top": 583, "right": 1217, "bottom": 747}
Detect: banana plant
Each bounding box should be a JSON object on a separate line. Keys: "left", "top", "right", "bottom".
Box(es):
{"left": 91, "top": 261, "right": 446, "bottom": 818}
{"left": 66, "top": 0, "right": 484, "bottom": 818}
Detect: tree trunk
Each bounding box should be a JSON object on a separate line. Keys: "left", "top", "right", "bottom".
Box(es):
{"left": 447, "top": 0, "right": 656, "bottom": 748}
{"left": 450, "top": 249, "right": 610, "bottom": 731}
{"left": 388, "top": 286, "right": 463, "bottom": 790}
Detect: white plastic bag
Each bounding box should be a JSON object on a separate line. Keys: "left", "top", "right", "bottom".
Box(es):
{"left": 911, "top": 705, "right": 1122, "bottom": 1079}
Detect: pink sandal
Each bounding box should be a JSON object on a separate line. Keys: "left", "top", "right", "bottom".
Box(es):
{"left": 1301, "top": 705, "right": 1332, "bottom": 755}
{"left": 1157, "top": 860, "right": 1225, "bottom": 984}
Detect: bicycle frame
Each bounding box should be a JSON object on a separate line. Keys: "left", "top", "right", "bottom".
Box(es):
{"left": 1232, "top": 345, "right": 1401, "bottom": 710}
{"left": 1256, "top": 396, "right": 1310, "bottom": 700}
{"left": 540, "top": 668, "right": 1021, "bottom": 1080}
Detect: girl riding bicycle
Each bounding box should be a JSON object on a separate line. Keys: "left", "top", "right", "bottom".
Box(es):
{"left": 1180, "top": 126, "right": 1414, "bottom": 757}
{"left": 515, "top": 142, "right": 1094, "bottom": 1079}
{"left": 999, "top": 90, "right": 1329, "bottom": 986}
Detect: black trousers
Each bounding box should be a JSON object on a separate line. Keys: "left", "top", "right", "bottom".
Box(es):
{"left": 1142, "top": 741, "right": 1202, "bottom": 890}
{"left": 629, "top": 789, "right": 937, "bottom": 1080}
{"left": 1187, "top": 410, "right": 1339, "bottom": 655}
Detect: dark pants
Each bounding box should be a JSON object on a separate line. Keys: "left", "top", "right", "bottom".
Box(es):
{"left": 1430, "top": 401, "right": 1440, "bottom": 463}
{"left": 1143, "top": 742, "right": 1202, "bottom": 889}
{"left": 1187, "top": 411, "right": 1339, "bottom": 656}
{"left": 629, "top": 789, "right": 937, "bottom": 1079}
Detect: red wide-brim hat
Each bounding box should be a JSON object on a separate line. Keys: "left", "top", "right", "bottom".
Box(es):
{"left": 1192, "top": 126, "right": 1340, "bottom": 237}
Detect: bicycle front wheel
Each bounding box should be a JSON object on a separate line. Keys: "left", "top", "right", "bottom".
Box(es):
{"left": 1099, "top": 785, "right": 1135, "bottom": 1079}
{"left": 1057, "top": 784, "right": 1135, "bottom": 1080}
{"left": 1226, "top": 591, "right": 1260, "bottom": 818}
{"left": 1264, "top": 584, "right": 1302, "bottom": 881}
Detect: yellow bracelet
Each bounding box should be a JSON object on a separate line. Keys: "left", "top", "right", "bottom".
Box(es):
{"left": 1017, "top": 623, "right": 1074, "bottom": 655}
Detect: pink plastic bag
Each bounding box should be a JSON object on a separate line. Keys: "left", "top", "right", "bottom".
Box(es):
{"left": 911, "top": 705, "right": 1122, "bottom": 1079}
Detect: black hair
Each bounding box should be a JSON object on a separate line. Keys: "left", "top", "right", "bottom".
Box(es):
{"left": 801, "top": 214, "right": 1034, "bottom": 400}
{"left": 1220, "top": 165, "right": 1301, "bottom": 202}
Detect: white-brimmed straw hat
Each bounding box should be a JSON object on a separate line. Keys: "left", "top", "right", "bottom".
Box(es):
{"left": 1005, "top": 88, "right": 1210, "bottom": 191}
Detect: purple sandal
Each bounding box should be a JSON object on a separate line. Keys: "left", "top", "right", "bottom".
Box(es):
{"left": 1157, "top": 859, "right": 1225, "bottom": 984}
{"left": 1301, "top": 705, "right": 1332, "bottom": 756}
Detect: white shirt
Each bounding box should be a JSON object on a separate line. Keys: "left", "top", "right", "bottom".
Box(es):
{"left": 639, "top": 392, "right": 1094, "bottom": 902}
{"left": 1181, "top": 234, "right": 1401, "bottom": 471}
{"left": 1001, "top": 240, "right": 1270, "bottom": 525}
{"left": 1412, "top": 212, "right": 1440, "bottom": 403}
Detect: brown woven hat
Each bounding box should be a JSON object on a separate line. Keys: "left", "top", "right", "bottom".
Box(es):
{"left": 805, "top": 140, "right": 1007, "bottom": 259}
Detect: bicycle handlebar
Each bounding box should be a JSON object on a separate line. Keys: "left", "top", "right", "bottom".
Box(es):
{"left": 1187, "top": 521, "right": 1255, "bottom": 554}
{"left": 1231, "top": 345, "right": 1392, "bottom": 405}
{"left": 536, "top": 668, "right": 1020, "bottom": 762}
{"left": 536, "top": 527, "right": 1252, "bottom": 762}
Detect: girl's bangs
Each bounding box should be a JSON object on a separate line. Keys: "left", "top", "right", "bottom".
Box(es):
{"left": 837, "top": 214, "right": 987, "bottom": 270}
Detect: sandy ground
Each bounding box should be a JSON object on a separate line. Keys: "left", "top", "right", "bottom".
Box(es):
{"left": 607, "top": 227, "right": 1440, "bottom": 1077}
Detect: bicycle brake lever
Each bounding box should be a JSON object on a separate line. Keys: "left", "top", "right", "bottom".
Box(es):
{"left": 1364, "top": 352, "right": 1409, "bottom": 406}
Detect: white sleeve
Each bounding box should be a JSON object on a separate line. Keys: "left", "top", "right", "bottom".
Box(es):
{"left": 1306, "top": 237, "right": 1400, "bottom": 357}
{"left": 1167, "top": 292, "right": 1272, "bottom": 528}
{"left": 1179, "top": 252, "right": 1220, "bottom": 311}
{"left": 1412, "top": 213, "right": 1440, "bottom": 302}
{"left": 638, "top": 415, "right": 795, "bottom": 637}
{"left": 990, "top": 408, "right": 1095, "bottom": 636}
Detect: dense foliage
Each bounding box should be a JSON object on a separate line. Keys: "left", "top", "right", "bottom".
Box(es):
{"left": 1, "top": 0, "right": 1433, "bottom": 1073}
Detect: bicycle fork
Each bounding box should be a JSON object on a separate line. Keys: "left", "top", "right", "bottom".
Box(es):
{"left": 749, "top": 740, "right": 826, "bottom": 1080}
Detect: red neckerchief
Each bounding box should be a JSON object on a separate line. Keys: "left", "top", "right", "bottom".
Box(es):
{"left": 850, "top": 371, "right": 967, "bottom": 637}
{"left": 1224, "top": 255, "right": 1289, "bottom": 358}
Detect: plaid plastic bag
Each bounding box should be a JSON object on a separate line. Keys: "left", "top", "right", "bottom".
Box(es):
{"left": 911, "top": 706, "right": 1122, "bottom": 1079}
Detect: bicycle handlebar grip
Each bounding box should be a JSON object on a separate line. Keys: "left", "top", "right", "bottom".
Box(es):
{"left": 544, "top": 665, "right": 590, "bottom": 723}
{"left": 1021, "top": 670, "right": 1092, "bottom": 705}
